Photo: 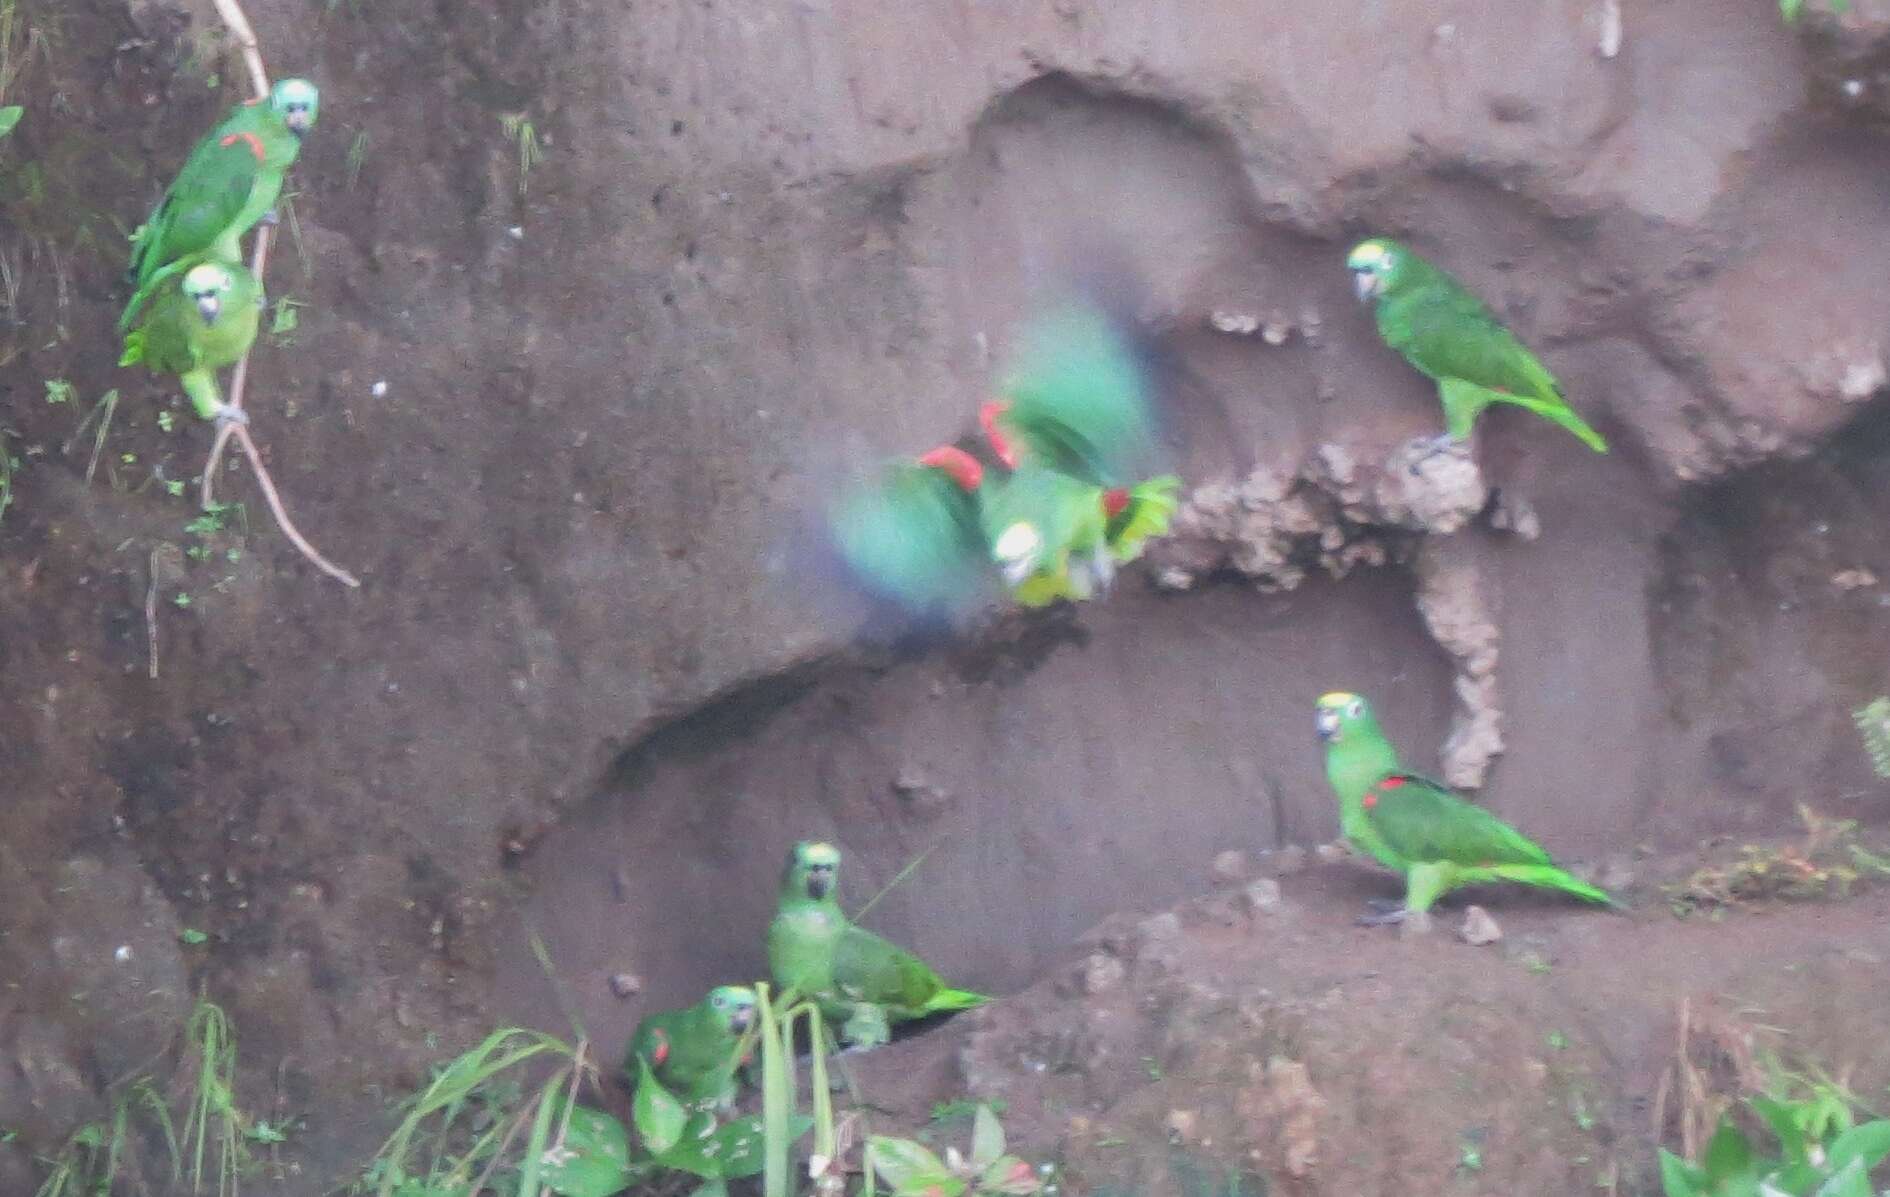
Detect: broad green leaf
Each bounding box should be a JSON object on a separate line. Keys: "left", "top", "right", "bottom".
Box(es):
{"left": 633, "top": 1059, "right": 687, "bottom": 1157}
{"left": 981, "top": 1155, "right": 1042, "bottom": 1195}
{"left": 970, "top": 1105, "right": 1005, "bottom": 1170}
{"left": 1811, "top": 1157, "right": 1870, "bottom": 1197}
{"left": 1768, "top": 1163, "right": 1823, "bottom": 1194}
{"left": 0, "top": 106, "right": 21, "bottom": 138}
{"left": 656, "top": 1113, "right": 812, "bottom": 1181}
{"left": 1659, "top": 1148, "right": 1707, "bottom": 1197}
{"left": 1751, "top": 1096, "right": 1811, "bottom": 1165}
{"left": 1704, "top": 1117, "right": 1755, "bottom": 1183}
{"left": 1827, "top": 1119, "right": 1890, "bottom": 1174}
{"left": 894, "top": 1177, "right": 966, "bottom": 1197}
{"left": 867, "top": 1136, "right": 952, "bottom": 1190}
{"left": 540, "top": 1102, "right": 637, "bottom": 1197}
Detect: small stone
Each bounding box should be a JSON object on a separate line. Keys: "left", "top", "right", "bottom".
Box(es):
{"left": 1314, "top": 841, "right": 1351, "bottom": 865}
{"left": 609, "top": 972, "right": 643, "bottom": 998}
{"left": 1136, "top": 911, "right": 1183, "bottom": 946}
{"left": 1399, "top": 910, "right": 1434, "bottom": 939}
{"left": 1081, "top": 953, "right": 1126, "bottom": 995}
{"left": 1458, "top": 905, "right": 1502, "bottom": 946}
{"left": 1210, "top": 850, "right": 1251, "bottom": 887}
{"left": 1165, "top": 1109, "right": 1199, "bottom": 1144}
{"left": 1832, "top": 568, "right": 1878, "bottom": 591}
{"left": 1241, "top": 878, "right": 1284, "bottom": 916}
{"left": 1262, "top": 846, "right": 1308, "bottom": 876}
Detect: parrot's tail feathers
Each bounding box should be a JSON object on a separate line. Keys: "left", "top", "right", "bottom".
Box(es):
{"left": 921, "top": 987, "right": 990, "bottom": 1013}
{"left": 1477, "top": 864, "right": 1616, "bottom": 908}
{"left": 1106, "top": 474, "right": 1182, "bottom": 562}
{"left": 118, "top": 330, "right": 146, "bottom": 368}
{"left": 1483, "top": 385, "right": 1610, "bottom": 453}
{"left": 1546, "top": 405, "right": 1609, "bottom": 454}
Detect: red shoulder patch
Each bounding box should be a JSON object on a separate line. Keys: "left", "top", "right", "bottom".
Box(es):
{"left": 1379, "top": 776, "right": 1406, "bottom": 790}
{"left": 651, "top": 1028, "right": 669, "bottom": 1067}
{"left": 1362, "top": 792, "right": 1377, "bottom": 810}
{"left": 1102, "top": 487, "right": 1130, "bottom": 518}
{"left": 220, "top": 131, "right": 266, "bottom": 163}
{"left": 917, "top": 444, "right": 983, "bottom": 492}
{"left": 979, "top": 399, "right": 1019, "bottom": 470}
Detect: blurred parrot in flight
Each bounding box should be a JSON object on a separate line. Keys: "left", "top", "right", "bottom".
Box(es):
{"left": 1346, "top": 238, "right": 1608, "bottom": 456}
{"left": 827, "top": 294, "right": 1180, "bottom": 614}
{"left": 1313, "top": 691, "right": 1616, "bottom": 927}
{"left": 624, "top": 984, "right": 757, "bottom": 1110}
{"left": 119, "top": 259, "right": 260, "bottom": 426}
{"left": 768, "top": 840, "right": 987, "bottom": 1048}
{"left": 120, "top": 78, "right": 320, "bottom": 333}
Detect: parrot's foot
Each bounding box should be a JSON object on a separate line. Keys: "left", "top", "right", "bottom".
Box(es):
{"left": 259, "top": 208, "right": 281, "bottom": 228}
{"left": 1407, "top": 433, "right": 1466, "bottom": 476}
{"left": 839, "top": 1004, "right": 891, "bottom": 1050}
{"left": 1356, "top": 902, "right": 1410, "bottom": 927}
{"left": 1362, "top": 897, "right": 1404, "bottom": 915}
{"left": 213, "top": 403, "right": 250, "bottom": 429}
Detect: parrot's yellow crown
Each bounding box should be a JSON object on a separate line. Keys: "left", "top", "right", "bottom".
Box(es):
{"left": 798, "top": 841, "right": 839, "bottom": 863}
{"left": 1316, "top": 691, "right": 1360, "bottom": 708}
{"left": 1346, "top": 240, "right": 1391, "bottom": 270}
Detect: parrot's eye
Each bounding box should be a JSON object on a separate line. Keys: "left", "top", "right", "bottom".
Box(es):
{"left": 1347, "top": 699, "right": 1363, "bottom": 718}
{"left": 712, "top": 996, "right": 726, "bottom": 1008}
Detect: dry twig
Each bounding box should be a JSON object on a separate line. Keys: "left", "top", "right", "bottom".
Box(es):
{"left": 197, "top": 0, "right": 360, "bottom": 588}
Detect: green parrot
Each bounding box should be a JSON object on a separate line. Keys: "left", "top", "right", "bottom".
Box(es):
{"left": 1346, "top": 238, "right": 1608, "bottom": 455}
{"left": 624, "top": 984, "right": 757, "bottom": 1110}
{"left": 120, "top": 78, "right": 319, "bottom": 332}
{"left": 119, "top": 259, "right": 261, "bottom": 426}
{"left": 829, "top": 444, "right": 995, "bottom": 615}
{"left": 1313, "top": 691, "right": 1616, "bottom": 926}
{"left": 977, "top": 297, "right": 1182, "bottom": 604}
{"left": 767, "top": 840, "right": 987, "bottom": 1048}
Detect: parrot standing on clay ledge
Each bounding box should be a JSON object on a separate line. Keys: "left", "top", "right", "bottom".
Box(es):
{"left": 1346, "top": 237, "right": 1608, "bottom": 457}
{"left": 624, "top": 984, "right": 757, "bottom": 1110}
{"left": 1313, "top": 691, "right": 1617, "bottom": 927}
{"left": 976, "top": 296, "right": 1182, "bottom": 606}
{"left": 119, "top": 259, "right": 260, "bottom": 427}
{"left": 767, "top": 840, "right": 987, "bottom": 1048}
{"left": 120, "top": 78, "right": 320, "bottom": 333}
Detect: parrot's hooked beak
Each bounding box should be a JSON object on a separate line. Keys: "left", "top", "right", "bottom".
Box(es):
{"left": 195, "top": 293, "right": 223, "bottom": 324}
{"left": 285, "top": 105, "right": 313, "bottom": 136}
{"left": 1314, "top": 706, "right": 1342, "bottom": 743}
{"left": 728, "top": 1005, "right": 755, "bottom": 1034}
{"left": 1351, "top": 269, "right": 1380, "bottom": 304}
{"left": 805, "top": 864, "right": 835, "bottom": 900}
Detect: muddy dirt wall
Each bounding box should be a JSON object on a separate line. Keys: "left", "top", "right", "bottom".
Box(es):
{"left": 3, "top": 0, "right": 1890, "bottom": 1192}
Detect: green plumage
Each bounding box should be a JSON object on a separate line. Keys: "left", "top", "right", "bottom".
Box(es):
{"left": 829, "top": 451, "right": 993, "bottom": 614}
{"left": 1347, "top": 238, "right": 1608, "bottom": 453}
{"left": 120, "top": 260, "right": 261, "bottom": 422}
{"left": 625, "top": 985, "right": 756, "bottom": 1109}
{"left": 1314, "top": 692, "right": 1616, "bottom": 920}
{"left": 767, "top": 841, "right": 987, "bottom": 1048}
{"left": 121, "top": 79, "right": 319, "bottom": 333}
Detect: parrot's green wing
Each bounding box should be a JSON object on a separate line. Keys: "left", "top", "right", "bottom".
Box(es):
{"left": 1105, "top": 475, "right": 1182, "bottom": 562}
{"left": 1359, "top": 773, "right": 1555, "bottom": 869}
{"left": 980, "top": 461, "right": 1103, "bottom": 560}
{"left": 1378, "top": 263, "right": 1607, "bottom": 451}
{"left": 998, "top": 299, "right": 1160, "bottom": 486}
{"left": 832, "top": 923, "right": 986, "bottom": 1017}
{"left": 122, "top": 103, "right": 298, "bottom": 331}
{"left": 830, "top": 459, "right": 992, "bottom": 613}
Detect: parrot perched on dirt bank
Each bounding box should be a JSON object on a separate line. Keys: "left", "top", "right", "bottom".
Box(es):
{"left": 1345, "top": 238, "right": 1608, "bottom": 455}
{"left": 120, "top": 78, "right": 320, "bottom": 332}
{"left": 977, "top": 298, "right": 1182, "bottom": 605}
{"left": 1313, "top": 692, "right": 1616, "bottom": 926}
{"left": 767, "top": 841, "right": 987, "bottom": 1048}
{"left": 624, "top": 985, "right": 757, "bottom": 1109}
{"left": 119, "top": 259, "right": 260, "bottom": 425}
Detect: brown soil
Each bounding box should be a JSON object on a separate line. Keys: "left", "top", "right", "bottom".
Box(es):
{"left": 3, "top": 0, "right": 1890, "bottom": 1194}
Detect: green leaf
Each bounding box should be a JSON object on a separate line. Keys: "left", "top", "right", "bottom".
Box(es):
{"left": 970, "top": 1105, "right": 1005, "bottom": 1169}
{"left": 1658, "top": 1148, "right": 1707, "bottom": 1197}
{"left": 1826, "top": 1118, "right": 1890, "bottom": 1173}
{"left": 867, "top": 1136, "right": 952, "bottom": 1190}
{"left": 540, "top": 1102, "right": 637, "bottom": 1197}
{"left": 179, "top": 928, "right": 209, "bottom": 945}
{"left": 981, "top": 1155, "right": 1042, "bottom": 1195}
{"left": 1704, "top": 1117, "right": 1755, "bottom": 1183}
{"left": 0, "top": 106, "right": 21, "bottom": 138}
{"left": 633, "top": 1059, "right": 687, "bottom": 1157}
{"left": 656, "top": 1112, "right": 811, "bottom": 1181}
{"left": 1751, "top": 1096, "right": 1811, "bottom": 1165}
{"left": 1811, "top": 1157, "right": 1870, "bottom": 1197}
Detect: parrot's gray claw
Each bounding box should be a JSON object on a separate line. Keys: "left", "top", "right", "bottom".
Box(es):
{"left": 213, "top": 404, "right": 250, "bottom": 429}
{"left": 1356, "top": 902, "right": 1410, "bottom": 927}
{"left": 1407, "top": 433, "right": 1462, "bottom": 476}
{"left": 259, "top": 208, "right": 281, "bottom": 228}
{"left": 1362, "top": 897, "right": 1404, "bottom": 914}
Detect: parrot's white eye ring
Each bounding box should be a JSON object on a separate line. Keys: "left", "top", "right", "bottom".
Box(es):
{"left": 1347, "top": 699, "right": 1364, "bottom": 718}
